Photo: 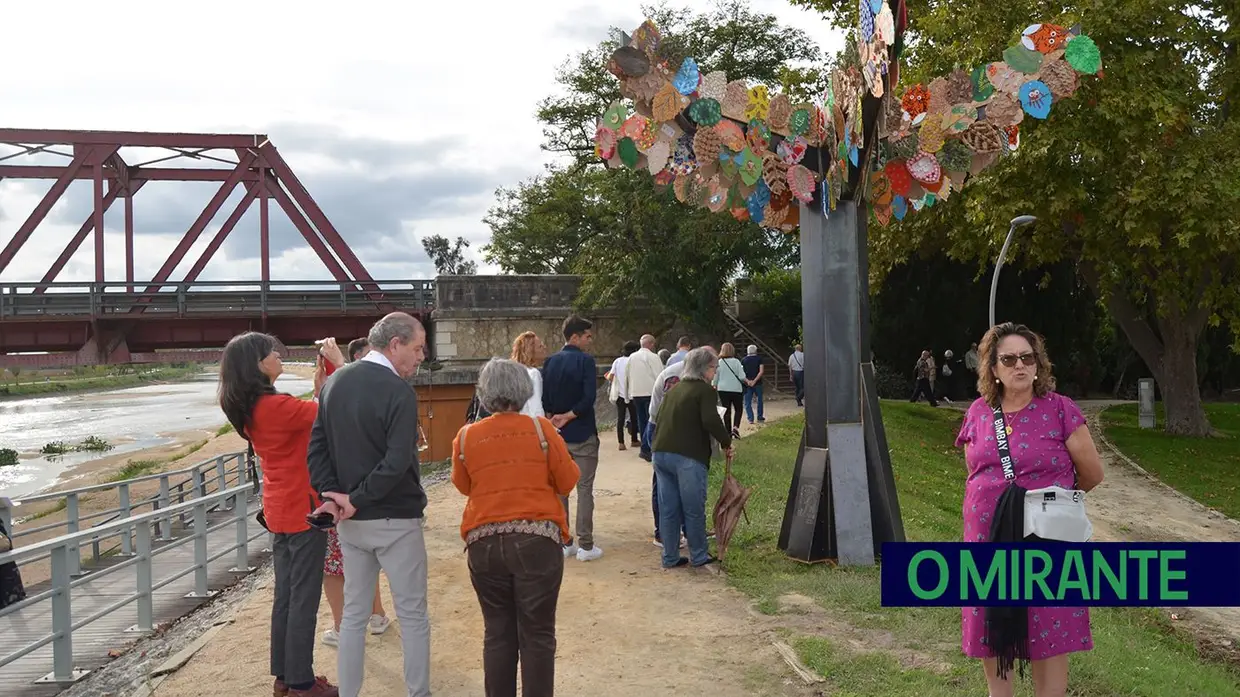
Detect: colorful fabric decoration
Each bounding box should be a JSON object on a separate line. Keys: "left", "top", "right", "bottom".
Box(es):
{"left": 1022, "top": 24, "right": 1069, "bottom": 54}
{"left": 689, "top": 97, "right": 722, "bottom": 126}
{"left": 595, "top": 12, "right": 1101, "bottom": 232}
{"left": 1065, "top": 34, "right": 1102, "bottom": 74}
{"left": 1018, "top": 80, "right": 1053, "bottom": 119}
{"left": 673, "top": 58, "right": 701, "bottom": 96}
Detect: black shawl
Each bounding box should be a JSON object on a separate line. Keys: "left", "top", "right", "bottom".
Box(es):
{"left": 985, "top": 482, "right": 1030, "bottom": 680}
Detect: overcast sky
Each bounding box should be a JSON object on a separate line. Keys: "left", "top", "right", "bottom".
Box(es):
{"left": 0, "top": 0, "right": 844, "bottom": 286}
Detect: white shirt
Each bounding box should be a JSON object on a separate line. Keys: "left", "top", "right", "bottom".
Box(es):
{"left": 361, "top": 350, "right": 398, "bottom": 376}
{"left": 625, "top": 348, "right": 663, "bottom": 398}
{"left": 608, "top": 356, "right": 629, "bottom": 401}
{"left": 788, "top": 351, "right": 805, "bottom": 372}
{"left": 520, "top": 367, "right": 545, "bottom": 418}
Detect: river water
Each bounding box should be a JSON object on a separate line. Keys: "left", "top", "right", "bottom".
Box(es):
{"left": 0, "top": 370, "right": 314, "bottom": 499}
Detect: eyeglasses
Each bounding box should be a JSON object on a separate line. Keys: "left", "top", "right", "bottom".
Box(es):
{"left": 997, "top": 352, "right": 1037, "bottom": 368}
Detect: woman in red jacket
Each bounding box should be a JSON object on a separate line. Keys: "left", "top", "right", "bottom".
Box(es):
{"left": 219, "top": 332, "right": 342, "bottom": 697}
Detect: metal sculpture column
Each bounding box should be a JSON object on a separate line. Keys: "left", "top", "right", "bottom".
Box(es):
{"left": 777, "top": 76, "right": 905, "bottom": 568}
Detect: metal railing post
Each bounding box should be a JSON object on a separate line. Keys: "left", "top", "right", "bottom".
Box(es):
{"left": 131, "top": 522, "right": 154, "bottom": 633}
{"left": 230, "top": 485, "right": 255, "bottom": 573}
{"left": 65, "top": 493, "right": 83, "bottom": 577}
{"left": 118, "top": 483, "right": 133, "bottom": 556}
{"left": 215, "top": 457, "right": 228, "bottom": 508}
{"left": 187, "top": 501, "right": 213, "bottom": 598}
{"left": 48, "top": 544, "right": 77, "bottom": 682}
{"left": 156, "top": 476, "right": 174, "bottom": 540}
{"left": 184, "top": 468, "right": 205, "bottom": 527}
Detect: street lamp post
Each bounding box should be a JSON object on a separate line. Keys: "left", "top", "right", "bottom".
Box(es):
{"left": 989, "top": 215, "right": 1038, "bottom": 327}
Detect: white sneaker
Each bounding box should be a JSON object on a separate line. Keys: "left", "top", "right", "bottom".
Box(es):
{"left": 322, "top": 628, "right": 339, "bottom": 647}
{"left": 576, "top": 546, "right": 604, "bottom": 562}
{"left": 563, "top": 543, "right": 579, "bottom": 558}
{"left": 368, "top": 614, "right": 391, "bottom": 635}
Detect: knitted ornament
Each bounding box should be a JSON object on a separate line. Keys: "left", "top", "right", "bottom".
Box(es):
{"left": 653, "top": 82, "right": 691, "bottom": 122}
{"left": 688, "top": 97, "right": 722, "bottom": 126}
{"left": 692, "top": 127, "right": 723, "bottom": 168}
{"left": 917, "top": 114, "right": 947, "bottom": 153}
{"left": 888, "top": 131, "right": 920, "bottom": 160}
{"left": 746, "top": 119, "right": 771, "bottom": 152}
{"left": 595, "top": 127, "right": 617, "bottom": 160}
{"left": 617, "top": 137, "right": 641, "bottom": 168}
{"left": 945, "top": 69, "right": 974, "bottom": 105}
{"left": 762, "top": 203, "right": 788, "bottom": 228}
{"left": 985, "top": 93, "right": 1025, "bottom": 127}
{"left": 883, "top": 158, "right": 913, "bottom": 196}
{"left": 722, "top": 80, "right": 750, "bottom": 121}
{"left": 986, "top": 63, "right": 1027, "bottom": 96}
{"left": 746, "top": 85, "right": 770, "bottom": 121}
{"left": 1065, "top": 35, "right": 1102, "bottom": 74}
{"left": 768, "top": 94, "right": 792, "bottom": 130}
{"left": 938, "top": 140, "right": 972, "bottom": 173}
{"left": 806, "top": 108, "right": 829, "bottom": 147}
{"left": 763, "top": 154, "right": 789, "bottom": 194}
{"left": 960, "top": 120, "right": 1007, "bottom": 154}
{"left": 1040, "top": 58, "right": 1079, "bottom": 98}
{"left": 715, "top": 120, "right": 746, "bottom": 151}
{"left": 906, "top": 151, "right": 942, "bottom": 186}
{"left": 787, "top": 164, "right": 816, "bottom": 203}
{"left": 927, "top": 77, "right": 952, "bottom": 115}
{"left": 901, "top": 84, "right": 930, "bottom": 117}
{"left": 698, "top": 70, "right": 727, "bottom": 102}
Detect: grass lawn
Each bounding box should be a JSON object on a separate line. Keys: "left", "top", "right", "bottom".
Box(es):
{"left": 711, "top": 400, "right": 1240, "bottom": 696}
{"left": 1099, "top": 403, "right": 1240, "bottom": 520}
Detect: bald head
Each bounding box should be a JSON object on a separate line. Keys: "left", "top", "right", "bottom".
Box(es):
{"left": 640, "top": 334, "right": 656, "bottom": 350}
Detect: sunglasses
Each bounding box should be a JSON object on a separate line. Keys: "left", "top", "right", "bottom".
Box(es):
{"left": 997, "top": 352, "right": 1037, "bottom": 368}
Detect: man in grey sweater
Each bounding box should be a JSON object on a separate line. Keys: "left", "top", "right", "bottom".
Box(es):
{"left": 308, "top": 312, "right": 430, "bottom": 697}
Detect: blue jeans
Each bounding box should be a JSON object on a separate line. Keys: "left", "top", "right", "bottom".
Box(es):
{"left": 633, "top": 396, "right": 652, "bottom": 456}
{"left": 652, "top": 451, "right": 711, "bottom": 567}
{"left": 744, "top": 384, "right": 765, "bottom": 422}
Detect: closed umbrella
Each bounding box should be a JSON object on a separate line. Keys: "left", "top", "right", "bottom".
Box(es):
{"left": 711, "top": 450, "right": 754, "bottom": 561}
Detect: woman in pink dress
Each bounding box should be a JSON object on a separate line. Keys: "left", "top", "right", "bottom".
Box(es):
{"left": 955, "top": 322, "right": 1105, "bottom": 697}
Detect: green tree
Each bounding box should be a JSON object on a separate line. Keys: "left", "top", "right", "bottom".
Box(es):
{"left": 793, "top": 0, "right": 1239, "bottom": 435}
{"left": 420, "top": 234, "right": 477, "bottom": 275}
{"left": 484, "top": 0, "right": 815, "bottom": 330}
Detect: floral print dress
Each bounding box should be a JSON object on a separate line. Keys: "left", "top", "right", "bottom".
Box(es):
{"left": 955, "top": 391, "right": 1093, "bottom": 660}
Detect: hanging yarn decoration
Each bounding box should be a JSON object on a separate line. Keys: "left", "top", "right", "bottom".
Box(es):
{"left": 945, "top": 69, "right": 974, "bottom": 105}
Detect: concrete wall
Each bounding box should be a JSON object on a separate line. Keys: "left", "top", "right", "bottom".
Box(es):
{"left": 430, "top": 275, "right": 681, "bottom": 370}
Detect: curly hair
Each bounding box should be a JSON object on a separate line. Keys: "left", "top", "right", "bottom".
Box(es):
{"left": 976, "top": 322, "right": 1056, "bottom": 406}
{"left": 510, "top": 331, "right": 543, "bottom": 368}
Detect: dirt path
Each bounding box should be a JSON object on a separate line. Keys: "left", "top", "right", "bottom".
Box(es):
{"left": 150, "top": 399, "right": 817, "bottom": 697}
{"left": 1080, "top": 403, "right": 1240, "bottom": 654}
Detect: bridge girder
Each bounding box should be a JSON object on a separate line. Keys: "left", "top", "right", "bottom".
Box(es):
{"left": 0, "top": 128, "right": 380, "bottom": 294}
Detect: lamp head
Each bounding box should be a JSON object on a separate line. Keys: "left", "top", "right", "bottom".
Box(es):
{"left": 1011, "top": 215, "right": 1037, "bottom": 227}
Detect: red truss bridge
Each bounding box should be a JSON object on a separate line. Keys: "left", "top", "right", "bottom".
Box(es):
{"left": 0, "top": 128, "right": 433, "bottom": 367}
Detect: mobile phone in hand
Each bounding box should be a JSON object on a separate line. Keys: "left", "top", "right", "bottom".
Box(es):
{"left": 306, "top": 512, "right": 336, "bottom": 529}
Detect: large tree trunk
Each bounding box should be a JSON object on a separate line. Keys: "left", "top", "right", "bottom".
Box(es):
{"left": 1155, "top": 312, "right": 1212, "bottom": 435}
{"left": 1079, "top": 261, "right": 1213, "bottom": 436}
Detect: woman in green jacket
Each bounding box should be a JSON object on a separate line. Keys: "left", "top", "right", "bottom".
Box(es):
{"left": 651, "top": 347, "right": 733, "bottom": 570}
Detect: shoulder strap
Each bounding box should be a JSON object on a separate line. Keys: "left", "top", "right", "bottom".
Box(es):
{"left": 529, "top": 415, "right": 549, "bottom": 458}
{"left": 459, "top": 423, "right": 471, "bottom": 463}
{"left": 724, "top": 358, "right": 744, "bottom": 382}
{"left": 990, "top": 405, "right": 1016, "bottom": 482}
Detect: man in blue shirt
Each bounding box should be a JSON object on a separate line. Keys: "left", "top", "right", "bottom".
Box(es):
{"left": 741, "top": 344, "right": 766, "bottom": 423}
{"left": 541, "top": 314, "right": 604, "bottom": 562}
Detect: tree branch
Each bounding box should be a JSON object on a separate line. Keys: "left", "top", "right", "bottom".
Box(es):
{"left": 1079, "top": 260, "right": 1166, "bottom": 381}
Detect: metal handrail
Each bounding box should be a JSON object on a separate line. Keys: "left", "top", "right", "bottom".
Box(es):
{"left": 0, "top": 484, "right": 264, "bottom": 685}
{"left": 4, "top": 452, "right": 250, "bottom": 576}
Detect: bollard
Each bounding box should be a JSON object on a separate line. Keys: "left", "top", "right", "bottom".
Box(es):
{"left": 1138, "top": 378, "right": 1156, "bottom": 429}
{"left": 129, "top": 522, "right": 154, "bottom": 633}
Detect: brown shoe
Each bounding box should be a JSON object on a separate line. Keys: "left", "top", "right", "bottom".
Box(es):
{"left": 618, "top": 442, "right": 627, "bottom": 451}
{"left": 630, "top": 438, "right": 641, "bottom": 447}
{"left": 273, "top": 678, "right": 288, "bottom": 697}
{"left": 288, "top": 677, "right": 339, "bottom": 697}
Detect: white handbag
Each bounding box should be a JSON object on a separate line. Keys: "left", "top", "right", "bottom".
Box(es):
{"left": 990, "top": 405, "right": 1093, "bottom": 542}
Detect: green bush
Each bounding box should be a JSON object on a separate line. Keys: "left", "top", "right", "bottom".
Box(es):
{"left": 0, "top": 448, "right": 18, "bottom": 467}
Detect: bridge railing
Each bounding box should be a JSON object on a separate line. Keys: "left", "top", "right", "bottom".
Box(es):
{"left": 3, "top": 452, "right": 255, "bottom": 580}
{"left": 0, "top": 484, "right": 263, "bottom": 684}
{"left": 0, "top": 279, "right": 435, "bottom": 318}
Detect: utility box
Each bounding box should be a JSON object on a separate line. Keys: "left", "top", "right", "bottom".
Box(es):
{"left": 1138, "top": 378, "right": 1156, "bottom": 429}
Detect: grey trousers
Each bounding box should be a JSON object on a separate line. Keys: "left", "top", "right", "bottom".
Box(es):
{"left": 562, "top": 436, "right": 600, "bottom": 550}
{"left": 337, "top": 517, "right": 431, "bottom": 697}
{"left": 271, "top": 528, "right": 327, "bottom": 685}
